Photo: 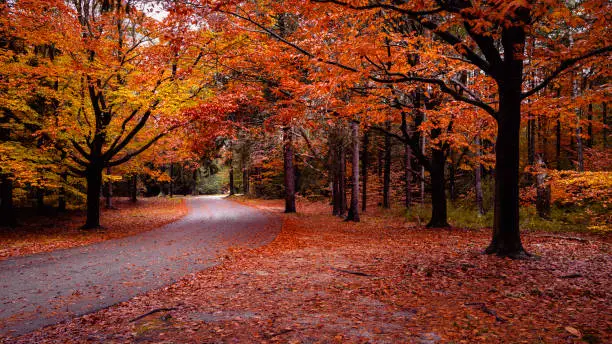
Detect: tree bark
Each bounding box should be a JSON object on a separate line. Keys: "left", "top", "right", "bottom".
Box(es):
{"left": 474, "top": 136, "right": 485, "bottom": 216}
{"left": 485, "top": 27, "right": 528, "bottom": 258}
{"left": 556, "top": 118, "right": 562, "bottom": 170}
{"left": 105, "top": 167, "right": 113, "bottom": 209}
{"left": 382, "top": 121, "right": 391, "bottom": 209}
{"left": 84, "top": 166, "right": 103, "bottom": 229}
{"left": 169, "top": 163, "right": 174, "bottom": 198}
{"left": 426, "top": 142, "right": 449, "bottom": 228}
{"left": 404, "top": 140, "right": 412, "bottom": 209}
{"left": 283, "top": 126, "right": 296, "bottom": 213}
{"left": 0, "top": 175, "right": 16, "bottom": 226}
{"left": 346, "top": 121, "right": 360, "bottom": 221}
{"left": 603, "top": 102, "right": 608, "bottom": 148}
{"left": 242, "top": 167, "right": 249, "bottom": 195}
{"left": 130, "top": 175, "right": 137, "bottom": 202}
{"left": 36, "top": 188, "right": 45, "bottom": 214}
{"left": 228, "top": 157, "right": 235, "bottom": 196}
{"left": 361, "top": 130, "right": 369, "bottom": 212}
{"left": 448, "top": 163, "right": 457, "bottom": 202}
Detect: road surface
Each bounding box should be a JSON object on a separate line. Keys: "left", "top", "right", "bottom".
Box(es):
{"left": 0, "top": 196, "right": 280, "bottom": 337}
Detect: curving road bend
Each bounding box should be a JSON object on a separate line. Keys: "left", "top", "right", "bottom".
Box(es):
{"left": 0, "top": 196, "right": 280, "bottom": 337}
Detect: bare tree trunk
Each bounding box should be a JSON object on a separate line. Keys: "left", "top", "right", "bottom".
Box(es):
{"left": 556, "top": 117, "right": 562, "bottom": 170}
{"left": 474, "top": 136, "right": 485, "bottom": 216}
{"left": 0, "top": 175, "right": 16, "bottom": 226}
{"left": 130, "top": 175, "right": 137, "bottom": 203}
{"left": 346, "top": 121, "right": 360, "bottom": 221}
{"left": 243, "top": 167, "right": 249, "bottom": 195}
{"left": 603, "top": 102, "right": 608, "bottom": 148}
{"left": 361, "top": 130, "right": 369, "bottom": 212}
{"left": 382, "top": 121, "right": 391, "bottom": 209}
{"left": 105, "top": 167, "right": 113, "bottom": 209}
{"left": 404, "top": 140, "right": 412, "bottom": 209}
{"left": 283, "top": 126, "right": 296, "bottom": 213}
{"left": 339, "top": 141, "right": 347, "bottom": 213}
{"left": 169, "top": 163, "right": 174, "bottom": 198}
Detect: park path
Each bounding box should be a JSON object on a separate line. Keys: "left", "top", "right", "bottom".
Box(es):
{"left": 0, "top": 196, "right": 280, "bottom": 337}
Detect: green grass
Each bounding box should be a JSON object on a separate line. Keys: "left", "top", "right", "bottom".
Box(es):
{"left": 405, "top": 202, "right": 610, "bottom": 234}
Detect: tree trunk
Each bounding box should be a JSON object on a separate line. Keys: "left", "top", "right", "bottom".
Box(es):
{"left": 346, "top": 121, "right": 360, "bottom": 221}
{"left": 448, "top": 164, "right": 457, "bottom": 202}
{"left": 535, "top": 155, "right": 551, "bottom": 219}
{"left": 340, "top": 145, "right": 347, "bottom": 213}
{"left": 382, "top": 122, "right": 391, "bottom": 209}
{"left": 486, "top": 86, "right": 527, "bottom": 257}
{"left": 228, "top": 160, "right": 235, "bottom": 196}
{"left": 587, "top": 102, "right": 593, "bottom": 148}
{"left": 0, "top": 175, "right": 16, "bottom": 226}
{"left": 83, "top": 167, "right": 103, "bottom": 229}
{"left": 283, "top": 126, "right": 296, "bottom": 213}
{"left": 404, "top": 141, "right": 412, "bottom": 209}
{"left": 361, "top": 130, "right": 369, "bottom": 212}
{"left": 426, "top": 144, "right": 449, "bottom": 228}
{"left": 485, "top": 27, "right": 528, "bottom": 258}
{"left": 169, "top": 163, "right": 174, "bottom": 198}
{"left": 556, "top": 118, "right": 562, "bottom": 170}
{"left": 474, "top": 136, "right": 485, "bottom": 216}
{"left": 243, "top": 167, "right": 249, "bottom": 195}
{"left": 105, "top": 167, "right": 113, "bottom": 209}
{"left": 603, "top": 102, "right": 608, "bottom": 148}
{"left": 130, "top": 175, "right": 137, "bottom": 202}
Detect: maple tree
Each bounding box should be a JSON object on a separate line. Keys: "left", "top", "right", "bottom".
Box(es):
{"left": 199, "top": 0, "right": 611, "bottom": 257}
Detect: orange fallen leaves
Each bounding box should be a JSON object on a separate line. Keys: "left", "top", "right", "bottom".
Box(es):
{"left": 7, "top": 198, "right": 611, "bottom": 343}
{"left": 0, "top": 198, "right": 188, "bottom": 260}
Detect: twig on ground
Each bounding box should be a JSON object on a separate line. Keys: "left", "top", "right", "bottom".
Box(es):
{"left": 330, "top": 267, "right": 376, "bottom": 277}
{"left": 465, "top": 302, "right": 506, "bottom": 322}
{"left": 129, "top": 307, "right": 178, "bottom": 323}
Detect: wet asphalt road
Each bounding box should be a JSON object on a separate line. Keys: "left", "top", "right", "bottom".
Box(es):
{"left": 0, "top": 196, "right": 280, "bottom": 337}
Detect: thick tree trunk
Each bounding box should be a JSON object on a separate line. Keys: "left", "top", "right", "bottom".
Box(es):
{"left": 84, "top": 167, "right": 103, "bottom": 229}
{"left": 486, "top": 86, "right": 527, "bottom": 257}
{"left": 485, "top": 27, "right": 528, "bottom": 258}
{"left": 382, "top": 122, "right": 391, "bottom": 209}
{"left": 426, "top": 145, "right": 449, "bottom": 228}
{"left": 283, "top": 126, "right": 296, "bottom": 213}
{"left": 404, "top": 141, "right": 412, "bottom": 209}
{"left": 0, "top": 175, "right": 16, "bottom": 226}
{"left": 474, "top": 136, "right": 485, "bottom": 216}
{"left": 361, "top": 130, "right": 369, "bottom": 212}
{"left": 105, "top": 167, "right": 113, "bottom": 209}
{"left": 346, "top": 121, "right": 360, "bottom": 222}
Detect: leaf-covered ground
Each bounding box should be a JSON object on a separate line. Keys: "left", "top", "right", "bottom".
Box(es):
{"left": 9, "top": 198, "right": 612, "bottom": 343}
{"left": 0, "top": 197, "right": 188, "bottom": 260}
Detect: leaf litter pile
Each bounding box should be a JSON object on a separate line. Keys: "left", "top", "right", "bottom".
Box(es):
{"left": 8, "top": 199, "right": 611, "bottom": 343}
{"left": 0, "top": 198, "right": 188, "bottom": 260}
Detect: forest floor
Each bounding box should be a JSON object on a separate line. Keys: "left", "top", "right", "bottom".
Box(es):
{"left": 8, "top": 197, "right": 612, "bottom": 344}
{"left": 0, "top": 197, "right": 188, "bottom": 260}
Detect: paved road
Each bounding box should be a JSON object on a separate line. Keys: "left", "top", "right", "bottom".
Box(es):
{"left": 0, "top": 196, "right": 280, "bottom": 337}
